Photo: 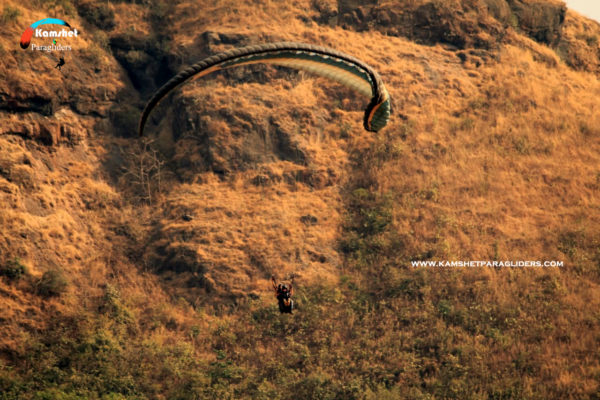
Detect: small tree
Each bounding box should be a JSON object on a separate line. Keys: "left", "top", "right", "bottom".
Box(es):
{"left": 120, "top": 138, "right": 165, "bottom": 204}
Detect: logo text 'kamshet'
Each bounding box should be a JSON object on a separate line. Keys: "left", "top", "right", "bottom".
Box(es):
{"left": 34, "top": 28, "right": 79, "bottom": 38}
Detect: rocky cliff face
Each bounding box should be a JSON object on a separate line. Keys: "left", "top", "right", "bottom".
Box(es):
{"left": 0, "top": 47, "right": 122, "bottom": 144}
{"left": 331, "top": 0, "right": 566, "bottom": 49}
{"left": 312, "top": 0, "right": 600, "bottom": 74}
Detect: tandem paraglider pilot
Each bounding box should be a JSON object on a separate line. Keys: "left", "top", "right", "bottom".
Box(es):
{"left": 271, "top": 275, "right": 294, "bottom": 314}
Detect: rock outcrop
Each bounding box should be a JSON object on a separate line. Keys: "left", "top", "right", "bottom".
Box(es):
{"left": 324, "top": 0, "right": 567, "bottom": 50}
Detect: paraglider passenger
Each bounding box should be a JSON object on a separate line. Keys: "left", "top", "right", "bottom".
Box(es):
{"left": 271, "top": 275, "right": 294, "bottom": 314}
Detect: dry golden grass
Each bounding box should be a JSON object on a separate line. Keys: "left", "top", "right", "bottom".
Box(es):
{"left": 154, "top": 173, "right": 342, "bottom": 301}
{"left": 1, "top": 0, "right": 600, "bottom": 397}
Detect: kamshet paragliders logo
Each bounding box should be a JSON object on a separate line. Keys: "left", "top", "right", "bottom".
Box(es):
{"left": 20, "top": 18, "right": 78, "bottom": 51}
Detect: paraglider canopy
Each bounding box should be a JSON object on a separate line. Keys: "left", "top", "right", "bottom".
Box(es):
{"left": 138, "top": 42, "right": 392, "bottom": 136}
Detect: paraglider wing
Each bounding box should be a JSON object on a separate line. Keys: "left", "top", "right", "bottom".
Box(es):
{"left": 138, "top": 42, "right": 392, "bottom": 136}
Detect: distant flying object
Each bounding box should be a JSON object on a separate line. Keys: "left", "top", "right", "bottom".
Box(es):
{"left": 55, "top": 56, "right": 65, "bottom": 71}
{"left": 138, "top": 42, "right": 392, "bottom": 136}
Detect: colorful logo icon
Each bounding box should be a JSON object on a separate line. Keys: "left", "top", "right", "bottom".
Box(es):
{"left": 20, "top": 18, "right": 75, "bottom": 49}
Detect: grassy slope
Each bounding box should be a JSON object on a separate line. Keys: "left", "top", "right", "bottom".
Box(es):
{"left": 1, "top": 0, "right": 600, "bottom": 399}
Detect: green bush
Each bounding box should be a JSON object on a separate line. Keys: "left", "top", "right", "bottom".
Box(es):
{"left": 32, "top": 388, "right": 80, "bottom": 399}
{"left": 290, "top": 374, "right": 351, "bottom": 400}
{"left": 558, "top": 230, "right": 583, "bottom": 259}
{"left": 100, "top": 284, "right": 134, "bottom": 324}
{"left": 0, "top": 258, "right": 28, "bottom": 281}
{"left": 348, "top": 188, "right": 393, "bottom": 237}
{"left": 36, "top": 269, "right": 68, "bottom": 297}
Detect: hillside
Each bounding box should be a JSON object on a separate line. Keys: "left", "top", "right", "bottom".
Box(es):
{"left": 1, "top": 0, "right": 599, "bottom": 398}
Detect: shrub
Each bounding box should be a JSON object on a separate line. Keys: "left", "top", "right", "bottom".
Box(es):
{"left": 558, "top": 230, "right": 583, "bottom": 259}
{"left": 37, "top": 269, "right": 68, "bottom": 297}
{"left": 348, "top": 188, "right": 393, "bottom": 237}
{"left": 0, "top": 258, "right": 28, "bottom": 281}
{"left": 290, "top": 374, "right": 350, "bottom": 400}
{"left": 99, "top": 284, "right": 134, "bottom": 324}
